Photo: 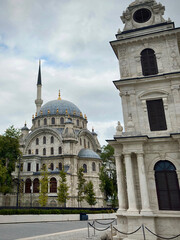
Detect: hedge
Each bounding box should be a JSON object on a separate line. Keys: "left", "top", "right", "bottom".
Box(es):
{"left": 0, "top": 208, "right": 115, "bottom": 215}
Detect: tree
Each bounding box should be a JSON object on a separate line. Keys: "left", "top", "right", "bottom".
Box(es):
{"left": 0, "top": 126, "right": 21, "bottom": 195}
{"left": 85, "top": 181, "right": 96, "bottom": 207}
{"left": 99, "top": 144, "right": 118, "bottom": 207}
{"left": 77, "top": 167, "right": 86, "bottom": 207}
{"left": 39, "top": 165, "right": 49, "bottom": 207}
{"left": 57, "top": 167, "right": 69, "bottom": 207}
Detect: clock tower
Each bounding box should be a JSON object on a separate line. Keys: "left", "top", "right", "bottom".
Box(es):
{"left": 108, "top": 0, "right": 180, "bottom": 239}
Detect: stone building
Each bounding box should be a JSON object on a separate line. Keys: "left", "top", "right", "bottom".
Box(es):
{"left": 7, "top": 62, "right": 103, "bottom": 208}
{"left": 108, "top": 0, "right": 180, "bottom": 239}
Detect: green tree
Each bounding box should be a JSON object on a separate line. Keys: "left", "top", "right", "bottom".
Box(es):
{"left": 39, "top": 165, "right": 49, "bottom": 207}
{"left": 85, "top": 181, "right": 96, "bottom": 207}
{"left": 99, "top": 144, "right": 118, "bottom": 207}
{"left": 77, "top": 167, "right": 86, "bottom": 207}
{"left": 0, "top": 126, "right": 21, "bottom": 195}
{"left": 57, "top": 167, "right": 69, "bottom": 207}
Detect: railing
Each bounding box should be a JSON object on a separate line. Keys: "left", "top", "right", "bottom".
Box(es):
{"left": 87, "top": 219, "right": 180, "bottom": 240}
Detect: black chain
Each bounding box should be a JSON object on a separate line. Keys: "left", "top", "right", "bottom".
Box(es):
{"left": 113, "top": 225, "right": 142, "bottom": 235}
{"left": 145, "top": 226, "right": 180, "bottom": 240}
{"left": 95, "top": 219, "right": 116, "bottom": 226}
{"left": 88, "top": 222, "right": 111, "bottom": 232}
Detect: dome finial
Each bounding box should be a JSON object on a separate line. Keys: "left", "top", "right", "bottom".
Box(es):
{"left": 58, "top": 90, "right": 61, "bottom": 100}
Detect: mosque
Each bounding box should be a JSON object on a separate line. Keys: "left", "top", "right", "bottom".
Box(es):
{"left": 9, "top": 62, "right": 104, "bottom": 208}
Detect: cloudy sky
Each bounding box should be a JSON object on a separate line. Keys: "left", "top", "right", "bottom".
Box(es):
{"left": 0, "top": 0, "right": 180, "bottom": 146}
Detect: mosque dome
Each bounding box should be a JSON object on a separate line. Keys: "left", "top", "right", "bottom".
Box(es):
{"left": 78, "top": 149, "right": 101, "bottom": 159}
{"left": 37, "top": 99, "right": 81, "bottom": 117}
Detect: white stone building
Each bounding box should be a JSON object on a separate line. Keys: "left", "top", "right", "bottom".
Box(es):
{"left": 108, "top": 0, "right": 180, "bottom": 239}
{"left": 8, "top": 62, "right": 103, "bottom": 208}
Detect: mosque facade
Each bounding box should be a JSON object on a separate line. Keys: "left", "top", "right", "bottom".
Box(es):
{"left": 6, "top": 63, "right": 104, "bottom": 208}
{"left": 108, "top": 0, "right": 180, "bottom": 239}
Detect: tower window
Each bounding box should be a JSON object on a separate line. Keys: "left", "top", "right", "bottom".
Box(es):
{"left": 43, "top": 136, "right": 46, "bottom": 144}
{"left": 59, "top": 147, "right": 62, "bottom": 154}
{"left": 77, "top": 119, "right": 79, "bottom": 126}
{"left": 60, "top": 117, "right": 64, "bottom": 124}
{"left": 27, "top": 163, "right": 31, "bottom": 172}
{"left": 92, "top": 162, "right": 96, "bottom": 171}
{"left": 83, "top": 164, "right": 87, "bottom": 173}
{"left": 59, "top": 162, "right": 62, "bottom": 171}
{"left": 51, "top": 117, "right": 55, "bottom": 124}
{"left": 43, "top": 148, "right": 46, "bottom": 156}
{"left": 146, "top": 99, "right": 167, "bottom": 131}
{"left": 33, "top": 178, "right": 39, "bottom": 193}
{"left": 44, "top": 118, "right": 47, "bottom": 125}
{"left": 36, "top": 138, "right": 39, "bottom": 145}
{"left": 28, "top": 149, "right": 31, "bottom": 155}
{"left": 25, "top": 178, "right": 31, "bottom": 193}
{"left": 50, "top": 163, "right": 54, "bottom": 171}
{"left": 50, "top": 177, "right": 57, "bottom": 193}
{"left": 35, "top": 149, "right": 39, "bottom": 155}
{"left": 36, "top": 163, "right": 39, "bottom": 172}
{"left": 141, "top": 49, "right": 158, "bottom": 76}
{"left": 51, "top": 136, "right": 54, "bottom": 144}
{"left": 51, "top": 147, "right": 54, "bottom": 155}
{"left": 154, "top": 161, "right": 180, "bottom": 211}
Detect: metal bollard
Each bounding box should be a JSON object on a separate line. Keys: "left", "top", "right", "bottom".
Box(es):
{"left": 142, "top": 224, "right": 146, "bottom": 240}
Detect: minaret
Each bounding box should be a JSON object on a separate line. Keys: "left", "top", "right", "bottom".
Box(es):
{"left": 35, "top": 60, "right": 43, "bottom": 113}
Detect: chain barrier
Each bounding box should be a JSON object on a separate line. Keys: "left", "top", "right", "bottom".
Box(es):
{"left": 113, "top": 225, "right": 142, "bottom": 235}
{"left": 87, "top": 221, "right": 180, "bottom": 239}
{"left": 145, "top": 226, "right": 180, "bottom": 240}
{"left": 95, "top": 219, "right": 116, "bottom": 226}
{"left": 88, "top": 222, "right": 111, "bottom": 231}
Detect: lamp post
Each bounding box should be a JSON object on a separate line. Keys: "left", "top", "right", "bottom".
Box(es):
{"left": 30, "top": 186, "right": 33, "bottom": 207}
{"left": 16, "top": 157, "right": 21, "bottom": 208}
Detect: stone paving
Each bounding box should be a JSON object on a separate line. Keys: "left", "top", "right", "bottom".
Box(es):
{"left": 16, "top": 227, "right": 104, "bottom": 240}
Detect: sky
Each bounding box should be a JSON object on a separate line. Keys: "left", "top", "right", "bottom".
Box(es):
{"left": 0, "top": 0, "right": 180, "bottom": 146}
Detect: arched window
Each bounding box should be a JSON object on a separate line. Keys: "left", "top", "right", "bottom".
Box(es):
{"left": 92, "top": 162, "right": 96, "bottom": 171}
{"left": 154, "top": 160, "right": 180, "bottom": 211}
{"left": 44, "top": 118, "right": 47, "bottom": 125}
{"left": 84, "top": 139, "right": 86, "bottom": 148}
{"left": 141, "top": 48, "right": 158, "bottom": 76}
{"left": 80, "top": 138, "right": 82, "bottom": 145}
{"left": 59, "top": 162, "right": 62, "bottom": 171}
{"left": 43, "top": 148, "right": 46, "bottom": 156}
{"left": 28, "top": 149, "right": 31, "bottom": 155}
{"left": 38, "top": 120, "right": 40, "bottom": 127}
{"left": 50, "top": 163, "right": 54, "bottom": 171}
{"left": 60, "top": 117, "right": 64, "bottom": 124}
{"left": 51, "top": 136, "right": 54, "bottom": 144}
{"left": 25, "top": 179, "right": 31, "bottom": 193}
{"left": 35, "top": 149, "right": 38, "bottom": 155}
{"left": 43, "top": 136, "right": 46, "bottom": 144}
{"left": 33, "top": 178, "right": 39, "bottom": 193}
{"left": 51, "top": 117, "right": 55, "bottom": 125}
{"left": 77, "top": 119, "right": 79, "bottom": 126}
{"left": 36, "top": 138, "right": 39, "bottom": 145}
{"left": 51, "top": 147, "right": 54, "bottom": 155}
{"left": 50, "top": 178, "right": 57, "bottom": 193}
{"left": 59, "top": 147, "right": 62, "bottom": 154}
{"left": 83, "top": 164, "right": 87, "bottom": 173}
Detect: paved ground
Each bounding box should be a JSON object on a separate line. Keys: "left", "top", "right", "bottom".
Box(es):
{"left": 0, "top": 220, "right": 113, "bottom": 240}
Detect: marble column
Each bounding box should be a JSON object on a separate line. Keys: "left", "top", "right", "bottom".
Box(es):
{"left": 124, "top": 153, "right": 138, "bottom": 211}
{"left": 137, "top": 153, "right": 151, "bottom": 212}
{"left": 115, "top": 155, "right": 126, "bottom": 211}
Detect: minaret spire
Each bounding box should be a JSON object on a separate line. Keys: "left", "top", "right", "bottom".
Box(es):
{"left": 37, "top": 59, "right": 42, "bottom": 85}
{"left": 35, "top": 60, "right": 43, "bottom": 113}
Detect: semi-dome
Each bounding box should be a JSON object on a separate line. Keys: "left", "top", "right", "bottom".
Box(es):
{"left": 37, "top": 99, "right": 81, "bottom": 117}
{"left": 78, "top": 149, "right": 101, "bottom": 159}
